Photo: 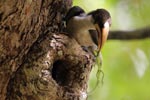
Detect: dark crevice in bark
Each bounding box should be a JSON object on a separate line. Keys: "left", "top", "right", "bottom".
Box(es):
{"left": 52, "top": 60, "right": 72, "bottom": 86}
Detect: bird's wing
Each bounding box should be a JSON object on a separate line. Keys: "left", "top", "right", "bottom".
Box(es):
{"left": 89, "top": 29, "right": 99, "bottom": 46}
{"left": 64, "top": 6, "right": 85, "bottom": 24}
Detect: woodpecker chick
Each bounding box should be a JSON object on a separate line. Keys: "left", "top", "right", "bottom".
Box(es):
{"left": 65, "top": 6, "right": 111, "bottom": 55}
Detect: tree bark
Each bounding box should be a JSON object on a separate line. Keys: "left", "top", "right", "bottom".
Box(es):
{"left": 0, "top": 0, "right": 93, "bottom": 100}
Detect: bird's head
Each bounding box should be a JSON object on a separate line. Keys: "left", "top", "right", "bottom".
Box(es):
{"left": 88, "top": 9, "right": 111, "bottom": 51}
{"left": 65, "top": 6, "right": 85, "bottom": 24}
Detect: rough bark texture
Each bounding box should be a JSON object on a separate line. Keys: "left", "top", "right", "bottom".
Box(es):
{"left": 6, "top": 33, "right": 93, "bottom": 100}
{"left": 0, "top": 0, "right": 93, "bottom": 100}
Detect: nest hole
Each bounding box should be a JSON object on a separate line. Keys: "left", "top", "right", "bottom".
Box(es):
{"left": 52, "top": 60, "right": 75, "bottom": 86}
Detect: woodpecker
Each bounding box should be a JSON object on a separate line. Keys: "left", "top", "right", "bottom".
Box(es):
{"left": 65, "top": 6, "right": 111, "bottom": 56}
{"left": 64, "top": 6, "right": 111, "bottom": 94}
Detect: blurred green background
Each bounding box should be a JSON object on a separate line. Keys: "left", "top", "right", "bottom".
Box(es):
{"left": 73, "top": 0, "right": 150, "bottom": 100}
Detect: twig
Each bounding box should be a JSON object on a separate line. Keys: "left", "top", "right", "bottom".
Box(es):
{"left": 108, "top": 26, "right": 150, "bottom": 40}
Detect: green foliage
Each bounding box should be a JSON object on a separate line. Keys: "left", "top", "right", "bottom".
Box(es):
{"left": 73, "top": 0, "right": 150, "bottom": 100}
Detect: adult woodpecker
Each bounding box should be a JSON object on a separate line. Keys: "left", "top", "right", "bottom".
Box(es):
{"left": 65, "top": 6, "right": 111, "bottom": 56}
{"left": 64, "top": 6, "right": 111, "bottom": 94}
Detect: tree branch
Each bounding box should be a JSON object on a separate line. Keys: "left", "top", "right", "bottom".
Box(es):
{"left": 108, "top": 26, "right": 150, "bottom": 40}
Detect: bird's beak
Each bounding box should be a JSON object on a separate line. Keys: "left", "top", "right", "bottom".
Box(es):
{"left": 95, "top": 22, "right": 109, "bottom": 51}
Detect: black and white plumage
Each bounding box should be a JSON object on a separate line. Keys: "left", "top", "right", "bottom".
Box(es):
{"left": 65, "top": 6, "right": 111, "bottom": 55}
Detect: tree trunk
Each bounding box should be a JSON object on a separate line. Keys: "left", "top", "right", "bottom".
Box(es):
{"left": 0, "top": 0, "right": 93, "bottom": 100}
